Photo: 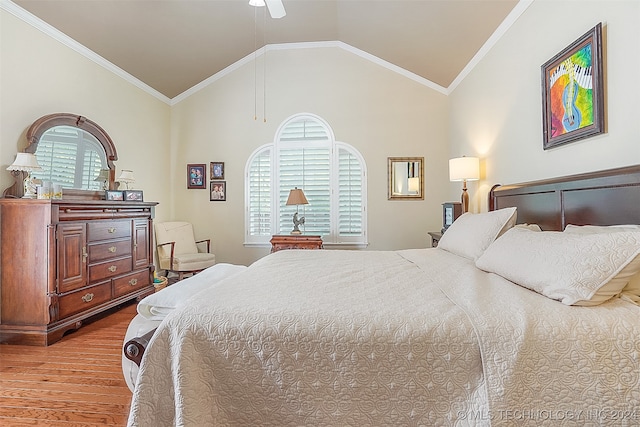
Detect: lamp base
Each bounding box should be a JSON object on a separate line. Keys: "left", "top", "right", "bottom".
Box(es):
{"left": 290, "top": 230, "right": 302, "bottom": 235}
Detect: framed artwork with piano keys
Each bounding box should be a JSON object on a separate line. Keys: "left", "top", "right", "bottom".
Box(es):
{"left": 541, "top": 22, "right": 604, "bottom": 150}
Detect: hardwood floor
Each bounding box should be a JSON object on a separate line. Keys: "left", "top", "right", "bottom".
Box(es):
{"left": 0, "top": 303, "right": 137, "bottom": 426}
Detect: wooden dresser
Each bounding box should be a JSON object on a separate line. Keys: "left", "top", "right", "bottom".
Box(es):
{"left": 270, "top": 234, "right": 323, "bottom": 253}
{"left": 0, "top": 199, "right": 157, "bottom": 345}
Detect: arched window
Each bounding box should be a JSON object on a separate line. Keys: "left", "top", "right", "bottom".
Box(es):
{"left": 245, "top": 113, "right": 367, "bottom": 247}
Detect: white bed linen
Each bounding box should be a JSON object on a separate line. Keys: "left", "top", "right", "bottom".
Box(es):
{"left": 127, "top": 249, "right": 640, "bottom": 426}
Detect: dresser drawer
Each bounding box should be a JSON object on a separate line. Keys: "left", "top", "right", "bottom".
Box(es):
{"left": 58, "top": 281, "right": 112, "bottom": 319}
{"left": 113, "top": 269, "right": 150, "bottom": 297}
{"left": 89, "top": 257, "right": 132, "bottom": 282}
{"left": 88, "top": 239, "right": 132, "bottom": 263}
{"left": 87, "top": 220, "right": 131, "bottom": 242}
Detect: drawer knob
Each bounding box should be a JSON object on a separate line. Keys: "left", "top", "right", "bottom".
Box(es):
{"left": 129, "top": 278, "right": 138, "bottom": 286}
{"left": 81, "top": 293, "right": 94, "bottom": 303}
{"left": 108, "top": 265, "right": 117, "bottom": 273}
{"left": 108, "top": 246, "right": 117, "bottom": 253}
{"left": 108, "top": 227, "right": 116, "bottom": 233}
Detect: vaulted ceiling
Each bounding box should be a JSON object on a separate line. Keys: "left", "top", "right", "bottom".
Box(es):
{"left": 13, "top": 0, "right": 520, "bottom": 99}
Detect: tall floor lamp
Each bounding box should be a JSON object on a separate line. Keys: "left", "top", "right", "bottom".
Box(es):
{"left": 449, "top": 156, "right": 479, "bottom": 213}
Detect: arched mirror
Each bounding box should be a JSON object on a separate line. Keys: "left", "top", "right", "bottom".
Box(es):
{"left": 4, "top": 113, "right": 118, "bottom": 199}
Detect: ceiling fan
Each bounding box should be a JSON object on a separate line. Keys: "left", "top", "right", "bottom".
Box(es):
{"left": 249, "top": 0, "right": 286, "bottom": 19}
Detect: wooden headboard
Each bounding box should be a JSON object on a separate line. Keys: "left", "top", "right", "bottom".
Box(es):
{"left": 489, "top": 165, "right": 640, "bottom": 231}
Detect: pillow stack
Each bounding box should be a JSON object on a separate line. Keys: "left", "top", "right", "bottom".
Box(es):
{"left": 476, "top": 225, "right": 640, "bottom": 306}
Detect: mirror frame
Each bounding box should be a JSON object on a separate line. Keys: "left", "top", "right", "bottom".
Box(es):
{"left": 387, "top": 156, "right": 424, "bottom": 200}
{"left": 6, "top": 113, "right": 118, "bottom": 200}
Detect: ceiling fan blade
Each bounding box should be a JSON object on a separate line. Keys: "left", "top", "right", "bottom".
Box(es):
{"left": 265, "top": 0, "right": 286, "bottom": 19}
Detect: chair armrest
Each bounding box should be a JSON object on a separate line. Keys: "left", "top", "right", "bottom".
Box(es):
{"left": 157, "top": 241, "right": 176, "bottom": 266}
{"left": 123, "top": 328, "right": 157, "bottom": 367}
{"left": 195, "top": 239, "right": 211, "bottom": 253}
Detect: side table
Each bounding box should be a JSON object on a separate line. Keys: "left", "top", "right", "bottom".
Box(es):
{"left": 270, "top": 235, "right": 324, "bottom": 253}
{"left": 428, "top": 231, "right": 442, "bottom": 248}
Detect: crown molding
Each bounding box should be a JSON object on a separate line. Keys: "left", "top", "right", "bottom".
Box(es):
{"left": 447, "top": 0, "right": 533, "bottom": 93}
{"left": 172, "top": 40, "right": 448, "bottom": 105}
{"left": 3, "top": 0, "right": 532, "bottom": 104}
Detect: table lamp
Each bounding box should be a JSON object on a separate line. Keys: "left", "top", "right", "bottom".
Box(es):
{"left": 94, "top": 169, "right": 110, "bottom": 190}
{"left": 286, "top": 187, "right": 309, "bottom": 234}
{"left": 7, "top": 153, "right": 43, "bottom": 198}
{"left": 117, "top": 169, "right": 135, "bottom": 190}
{"left": 449, "top": 156, "right": 479, "bottom": 213}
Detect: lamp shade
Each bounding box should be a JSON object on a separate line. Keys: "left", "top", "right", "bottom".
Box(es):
{"left": 7, "top": 153, "right": 42, "bottom": 172}
{"left": 117, "top": 169, "right": 135, "bottom": 183}
{"left": 286, "top": 187, "right": 309, "bottom": 206}
{"left": 449, "top": 157, "right": 479, "bottom": 182}
{"left": 94, "top": 169, "right": 110, "bottom": 181}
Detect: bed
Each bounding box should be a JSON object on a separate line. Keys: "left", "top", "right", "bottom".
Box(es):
{"left": 124, "top": 165, "right": 640, "bottom": 426}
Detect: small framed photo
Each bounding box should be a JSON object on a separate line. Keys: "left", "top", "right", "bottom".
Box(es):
{"left": 123, "top": 190, "right": 144, "bottom": 201}
{"left": 210, "top": 162, "right": 225, "bottom": 180}
{"left": 187, "top": 164, "right": 206, "bottom": 189}
{"left": 210, "top": 181, "right": 226, "bottom": 201}
{"left": 105, "top": 190, "right": 123, "bottom": 201}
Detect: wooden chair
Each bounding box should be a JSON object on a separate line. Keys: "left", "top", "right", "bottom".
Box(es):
{"left": 155, "top": 221, "right": 216, "bottom": 281}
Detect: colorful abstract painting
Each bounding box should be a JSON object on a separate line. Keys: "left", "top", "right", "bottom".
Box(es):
{"left": 541, "top": 23, "right": 604, "bottom": 150}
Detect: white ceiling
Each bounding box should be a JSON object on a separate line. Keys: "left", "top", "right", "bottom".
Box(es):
{"left": 12, "top": 0, "right": 520, "bottom": 99}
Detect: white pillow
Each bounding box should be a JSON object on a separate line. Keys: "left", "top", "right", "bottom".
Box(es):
{"left": 564, "top": 224, "right": 640, "bottom": 233}
{"left": 515, "top": 223, "right": 542, "bottom": 231}
{"left": 475, "top": 227, "right": 640, "bottom": 306}
{"left": 564, "top": 224, "right": 640, "bottom": 304}
{"left": 437, "top": 207, "right": 517, "bottom": 260}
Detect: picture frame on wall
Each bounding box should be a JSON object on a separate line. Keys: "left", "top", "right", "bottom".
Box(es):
{"left": 187, "top": 164, "right": 206, "bottom": 189}
{"left": 211, "top": 162, "right": 225, "bottom": 180}
{"left": 541, "top": 22, "right": 604, "bottom": 150}
{"left": 210, "top": 181, "right": 226, "bottom": 201}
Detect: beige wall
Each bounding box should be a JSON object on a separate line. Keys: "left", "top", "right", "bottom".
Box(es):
{"left": 449, "top": 0, "right": 640, "bottom": 212}
{"left": 0, "top": 9, "right": 172, "bottom": 217}
{"left": 171, "top": 47, "right": 449, "bottom": 265}
{"left": 4, "top": 0, "right": 639, "bottom": 268}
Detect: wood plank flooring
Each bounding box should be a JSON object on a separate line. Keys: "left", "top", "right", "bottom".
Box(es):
{"left": 0, "top": 303, "right": 137, "bottom": 426}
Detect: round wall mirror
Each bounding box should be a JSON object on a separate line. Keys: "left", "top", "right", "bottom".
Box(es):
{"left": 5, "top": 113, "right": 118, "bottom": 199}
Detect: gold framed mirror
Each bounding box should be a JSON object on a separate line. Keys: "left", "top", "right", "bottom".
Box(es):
{"left": 388, "top": 157, "right": 424, "bottom": 200}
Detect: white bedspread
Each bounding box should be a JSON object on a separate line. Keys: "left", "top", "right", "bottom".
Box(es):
{"left": 127, "top": 249, "right": 640, "bottom": 426}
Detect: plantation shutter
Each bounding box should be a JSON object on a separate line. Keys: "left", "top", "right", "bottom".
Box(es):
{"left": 35, "top": 125, "right": 106, "bottom": 190}
{"left": 248, "top": 148, "right": 272, "bottom": 236}
{"left": 245, "top": 113, "right": 367, "bottom": 245}
{"left": 278, "top": 146, "right": 331, "bottom": 235}
{"left": 337, "top": 146, "right": 363, "bottom": 236}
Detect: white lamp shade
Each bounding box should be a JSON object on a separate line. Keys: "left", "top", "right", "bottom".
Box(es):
{"left": 117, "top": 169, "right": 135, "bottom": 183}
{"left": 449, "top": 157, "right": 479, "bottom": 182}
{"left": 408, "top": 177, "right": 420, "bottom": 193}
{"left": 7, "top": 153, "right": 42, "bottom": 172}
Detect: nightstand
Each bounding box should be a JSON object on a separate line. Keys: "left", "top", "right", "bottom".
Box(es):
{"left": 270, "top": 235, "right": 323, "bottom": 253}
{"left": 428, "top": 231, "right": 442, "bottom": 248}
